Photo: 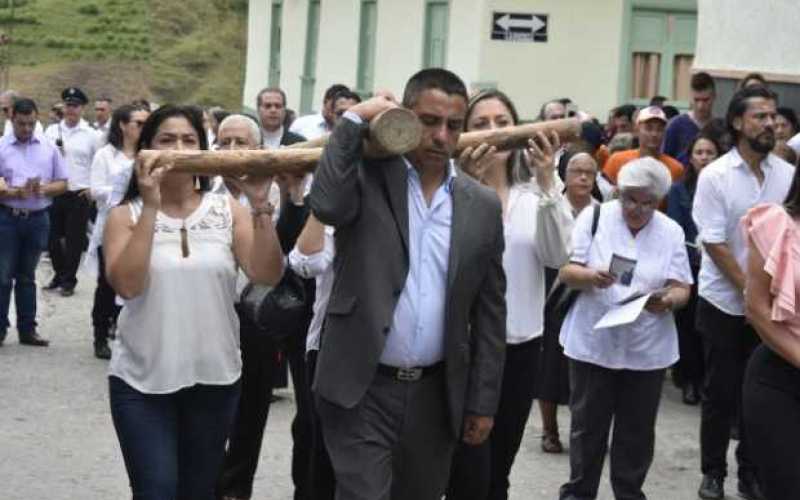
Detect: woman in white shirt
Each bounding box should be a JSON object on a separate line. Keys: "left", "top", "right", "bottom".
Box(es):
{"left": 447, "top": 89, "right": 573, "bottom": 500}
{"left": 103, "top": 105, "right": 284, "bottom": 500}
{"left": 557, "top": 157, "right": 692, "bottom": 500}
{"left": 88, "top": 103, "right": 149, "bottom": 360}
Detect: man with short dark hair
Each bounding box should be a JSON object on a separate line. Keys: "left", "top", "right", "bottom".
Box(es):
{"left": 1, "top": 90, "right": 44, "bottom": 137}
{"left": 663, "top": 72, "right": 716, "bottom": 162}
{"left": 693, "top": 85, "right": 794, "bottom": 500}
{"left": 609, "top": 104, "right": 636, "bottom": 139}
{"left": 330, "top": 90, "right": 361, "bottom": 126}
{"left": 43, "top": 87, "right": 100, "bottom": 296}
{"left": 289, "top": 83, "right": 350, "bottom": 140}
{"left": 0, "top": 98, "right": 68, "bottom": 347}
{"left": 93, "top": 97, "right": 113, "bottom": 135}
{"left": 310, "top": 68, "right": 506, "bottom": 500}
{"left": 539, "top": 100, "right": 567, "bottom": 121}
{"left": 255, "top": 87, "right": 305, "bottom": 148}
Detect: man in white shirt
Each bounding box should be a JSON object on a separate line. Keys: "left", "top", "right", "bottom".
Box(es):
{"left": 92, "top": 97, "right": 112, "bottom": 135}
{"left": 788, "top": 131, "right": 800, "bottom": 156}
{"left": 288, "top": 83, "right": 349, "bottom": 140}
{"left": 43, "top": 87, "right": 100, "bottom": 297}
{"left": 692, "top": 85, "right": 795, "bottom": 500}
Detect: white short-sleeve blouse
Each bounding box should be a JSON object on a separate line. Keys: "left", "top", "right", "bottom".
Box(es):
{"left": 559, "top": 200, "right": 693, "bottom": 370}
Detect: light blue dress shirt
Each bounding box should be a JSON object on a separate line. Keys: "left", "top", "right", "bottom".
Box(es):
{"left": 379, "top": 157, "right": 455, "bottom": 368}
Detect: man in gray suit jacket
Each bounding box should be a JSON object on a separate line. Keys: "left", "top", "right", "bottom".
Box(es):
{"left": 309, "top": 68, "right": 506, "bottom": 500}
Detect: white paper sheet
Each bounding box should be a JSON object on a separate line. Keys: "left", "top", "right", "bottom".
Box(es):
{"left": 593, "top": 293, "right": 651, "bottom": 330}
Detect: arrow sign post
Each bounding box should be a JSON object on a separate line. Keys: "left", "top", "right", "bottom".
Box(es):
{"left": 491, "top": 12, "right": 548, "bottom": 42}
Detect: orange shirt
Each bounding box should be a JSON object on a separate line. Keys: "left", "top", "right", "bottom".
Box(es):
{"left": 602, "top": 149, "right": 684, "bottom": 184}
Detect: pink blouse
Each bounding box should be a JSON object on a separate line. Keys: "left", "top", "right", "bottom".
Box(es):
{"left": 741, "top": 203, "right": 800, "bottom": 338}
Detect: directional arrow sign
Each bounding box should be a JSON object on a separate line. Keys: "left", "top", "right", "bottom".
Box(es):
{"left": 491, "top": 12, "right": 548, "bottom": 43}
{"left": 495, "top": 13, "right": 546, "bottom": 33}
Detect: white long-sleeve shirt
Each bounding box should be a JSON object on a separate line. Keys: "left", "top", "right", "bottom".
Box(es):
{"left": 503, "top": 181, "right": 573, "bottom": 344}
{"left": 44, "top": 119, "right": 100, "bottom": 190}
{"left": 288, "top": 225, "right": 335, "bottom": 353}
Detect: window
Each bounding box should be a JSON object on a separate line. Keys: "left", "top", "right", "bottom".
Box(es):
{"left": 356, "top": 0, "right": 378, "bottom": 96}
{"left": 627, "top": 8, "right": 697, "bottom": 104}
{"left": 268, "top": 0, "right": 283, "bottom": 87}
{"left": 300, "top": 0, "right": 321, "bottom": 114}
{"left": 423, "top": 0, "right": 449, "bottom": 68}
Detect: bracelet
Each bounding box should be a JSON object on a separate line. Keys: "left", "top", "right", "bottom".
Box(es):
{"left": 251, "top": 203, "right": 275, "bottom": 218}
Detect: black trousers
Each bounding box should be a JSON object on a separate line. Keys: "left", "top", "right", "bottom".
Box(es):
{"left": 743, "top": 344, "right": 800, "bottom": 500}
{"left": 560, "top": 359, "right": 665, "bottom": 500}
{"left": 307, "top": 350, "right": 336, "bottom": 500}
{"left": 673, "top": 266, "right": 703, "bottom": 387}
{"left": 48, "top": 191, "right": 91, "bottom": 288}
{"left": 318, "top": 369, "right": 457, "bottom": 500}
{"left": 216, "top": 309, "right": 313, "bottom": 500}
{"left": 447, "top": 337, "right": 541, "bottom": 500}
{"left": 696, "top": 298, "right": 760, "bottom": 480}
{"left": 91, "top": 247, "right": 121, "bottom": 344}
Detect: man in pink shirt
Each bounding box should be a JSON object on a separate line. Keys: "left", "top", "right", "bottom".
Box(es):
{"left": 0, "top": 97, "right": 68, "bottom": 347}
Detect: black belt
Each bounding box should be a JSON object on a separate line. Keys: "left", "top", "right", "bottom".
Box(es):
{"left": 0, "top": 204, "right": 48, "bottom": 218}
{"left": 377, "top": 361, "right": 444, "bottom": 382}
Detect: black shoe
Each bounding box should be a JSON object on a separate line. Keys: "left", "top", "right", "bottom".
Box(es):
{"left": 19, "top": 331, "right": 50, "bottom": 347}
{"left": 60, "top": 286, "right": 75, "bottom": 297}
{"left": 43, "top": 277, "right": 62, "bottom": 291}
{"left": 94, "top": 342, "right": 111, "bottom": 360}
{"left": 738, "top": 479, "right": 765, "bottom": 500}
{"left": 698, "top": 475, "right": 724, "bottom": 500}
{"left": 683, "top": 383, "right": 700, "bottom": 405}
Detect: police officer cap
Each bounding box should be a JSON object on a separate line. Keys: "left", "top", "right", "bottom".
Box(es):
{"left": 61, "top": 87, "right": 88, "bottom": 105}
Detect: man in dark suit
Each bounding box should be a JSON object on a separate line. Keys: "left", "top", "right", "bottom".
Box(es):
{"left": 309, "top": 68, "right": 507, "bottom": 500}
{"left": 256, "top": 86, "right": 307, "bottom": 148}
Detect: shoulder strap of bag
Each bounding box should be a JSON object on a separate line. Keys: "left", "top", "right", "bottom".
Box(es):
{"left": 545, "top": 203, "right": 601, "bottom": 301}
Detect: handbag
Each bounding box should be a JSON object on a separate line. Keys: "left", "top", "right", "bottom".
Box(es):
{"left": 240, "top": 268, "right": 308, "bottom": 342}
{"left": 544, "top": 203, "right": 601, "bottom": 323}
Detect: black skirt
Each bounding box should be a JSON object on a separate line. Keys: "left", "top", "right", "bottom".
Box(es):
{"left": 535, "top": 268, "right": 570, "bottom": 404}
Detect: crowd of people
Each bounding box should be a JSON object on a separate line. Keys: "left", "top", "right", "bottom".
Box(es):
{"left": 0, "top": 65, "right": 798, "bottom": 500}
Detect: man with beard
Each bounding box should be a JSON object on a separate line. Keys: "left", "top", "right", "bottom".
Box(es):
{"left": 692, "top": 85, "right": 795, "bottom": 500}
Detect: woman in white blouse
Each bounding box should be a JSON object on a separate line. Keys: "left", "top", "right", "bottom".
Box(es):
{"left": 557, "top": 157, "right": 692, "bottom": 500}
{"left": 447, "top": 89, "right": 573, "bottom": 500}
{"left": 88, "top": 103, "right": 149, "bottom": 360}
{"left": 103, "top": 105, "right": 284, "bottom": 500}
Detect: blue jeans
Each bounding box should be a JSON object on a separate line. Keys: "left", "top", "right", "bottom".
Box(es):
{"left": 0, "top": 208, "right": 50, "bottom": 338}
{"left": 109, "top": 376, "right": 241, "bottom": 500}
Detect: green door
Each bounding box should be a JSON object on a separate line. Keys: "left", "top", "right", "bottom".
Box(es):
{"left": 300, "top": 0, "right": 321, "bottom": 114}
{"left": 356, "top": 0, "right": 378, "bottom": 97}
{"left": 268, "top": 0, "right": 283, "bottom": 87}
{"left": 423, "top": 1, "right": 449, "bottom": 68}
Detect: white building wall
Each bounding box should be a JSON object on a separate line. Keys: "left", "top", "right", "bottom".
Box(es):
{"left": 372, "top": 0, "right": 427, "bottom": 98}
{"left": 280, "top": 2, "right": 312, "bottom": 112}
{"left": 312, "top": 1, "right": 361, "bottom": 112}
{"left": 477, "top": 0, "right": 625, "bottom": 119}
{"left": 242, "top": 0, "right": 271, "bottom": 112}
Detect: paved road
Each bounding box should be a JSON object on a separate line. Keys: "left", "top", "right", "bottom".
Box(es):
{"left": 1, "top": 263, "right": 741, "bottom": 499}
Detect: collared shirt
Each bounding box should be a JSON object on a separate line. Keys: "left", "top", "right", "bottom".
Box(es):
{"left": 289, "top": 113, "right": 330, "bottom": 140}
{"left": 0, "top": 132, "right": 68, "bottom": 211}
{"left": 504, "top": 182, "right": 572, "bottom": 344}
{"left": 380, "top": 158, "right": 456, "bottom": 368}
{"left": 288, "top": 225, "right": 336, "bottom": 353}
{"left": 788, "top": 132, "right": 800, "bottom": 155}
{"left": 44, "top": 119, "right": 100, "bottom": 191}
{"left": 693, "top": 148, "right": 795, "bottom": 315}
{"left": 262, "top": 126, "right": 284, "bottom": 149}
{"left": 560, "top": 200, "right": 693, "bottom": 370}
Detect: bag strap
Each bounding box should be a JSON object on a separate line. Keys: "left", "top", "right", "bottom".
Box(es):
{"left": 546, "top": 202, "right": 601, "bottom": 300}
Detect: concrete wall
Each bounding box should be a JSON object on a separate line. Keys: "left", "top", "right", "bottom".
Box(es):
{"left": 477, "top": 0, "right": 625, "bottom": 120}
{"left": 244, "top": 0, "right": 627, "bottom": 120}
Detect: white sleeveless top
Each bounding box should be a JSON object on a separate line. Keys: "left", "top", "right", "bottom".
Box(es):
{"left": 108, "top": 192, "right": 242, "bottom": 393}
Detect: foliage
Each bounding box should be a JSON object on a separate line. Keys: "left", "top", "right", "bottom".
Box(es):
{"left": 2, "top": 0, "right": 247, "bottom": 110}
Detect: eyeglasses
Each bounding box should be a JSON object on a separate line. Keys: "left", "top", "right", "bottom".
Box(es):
{"left": 620, "top": 193, "right": 658, "bottom": 212}
{"left": 566, "top": 168, "right": 597, "bottom": 178}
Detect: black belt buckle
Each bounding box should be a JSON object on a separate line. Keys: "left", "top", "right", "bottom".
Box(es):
{"left": 396, "top": 367, "right": 423, "bottom": 382}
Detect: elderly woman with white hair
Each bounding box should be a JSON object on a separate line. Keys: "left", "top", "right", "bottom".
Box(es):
{"left": 556, "top": 157, "right": 693, "bottom": 500}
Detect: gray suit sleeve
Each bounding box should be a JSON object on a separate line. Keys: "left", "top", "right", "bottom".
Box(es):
{"left": 466, "top": 203, "right": 507, "bottom": 416}
{"left": 309, "top": 118, "right": 366, "bottom": 228}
